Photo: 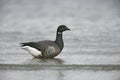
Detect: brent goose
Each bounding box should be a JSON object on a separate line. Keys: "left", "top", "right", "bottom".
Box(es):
{"left": 20, "top": 25, "right": 70, "bottom": 58}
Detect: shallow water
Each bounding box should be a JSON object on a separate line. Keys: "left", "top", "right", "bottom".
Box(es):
{"left": 0, "top": 0, "right": 120, "bottom": 80}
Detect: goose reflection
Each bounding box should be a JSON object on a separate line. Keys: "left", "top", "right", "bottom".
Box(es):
{"left": 24, "top": 58, "right": 64, "bottom": 65}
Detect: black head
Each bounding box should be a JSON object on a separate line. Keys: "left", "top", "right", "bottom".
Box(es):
{"left": 57, "top": 25, "right": 70, "bottom": 33}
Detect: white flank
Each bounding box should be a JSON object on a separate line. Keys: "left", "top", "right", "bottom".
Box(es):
{"left": 22, "top": 46, "right": 41, "bottom": 57}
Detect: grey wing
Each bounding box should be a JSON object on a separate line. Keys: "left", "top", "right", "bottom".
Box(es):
{"left": 20, "top": 42, "right": 43, "bottom": 51}
{"left": 20, "top": 40, "right": 60, "bottom": 53}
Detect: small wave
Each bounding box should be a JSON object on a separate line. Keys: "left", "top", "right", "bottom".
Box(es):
{"left": 0, "top": 64, "right": 120, "bottom": 71}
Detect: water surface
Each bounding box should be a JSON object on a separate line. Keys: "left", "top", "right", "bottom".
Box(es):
{"left": 0, "top": 0, "right": 120, "bottom": 80}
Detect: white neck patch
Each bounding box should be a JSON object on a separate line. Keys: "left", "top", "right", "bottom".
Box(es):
{"left": 57, "top": 32, "right": 62, "bottom": 34}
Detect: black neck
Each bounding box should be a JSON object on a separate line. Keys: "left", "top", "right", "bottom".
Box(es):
{"left": 55, "top": 32, "right": 64, "bottom": 50}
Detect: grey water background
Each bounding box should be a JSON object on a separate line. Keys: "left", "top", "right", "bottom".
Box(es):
{"left": 0, "top": 0, "right": 120, "bottom": 80}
